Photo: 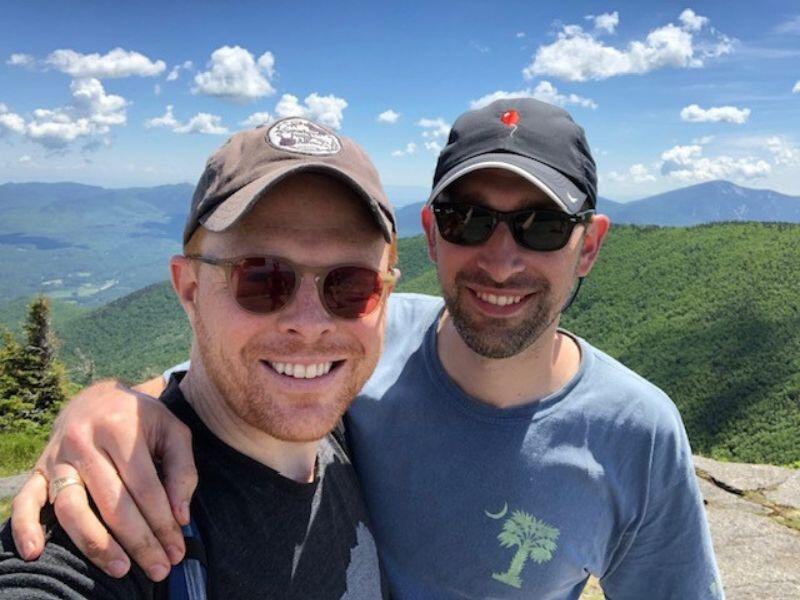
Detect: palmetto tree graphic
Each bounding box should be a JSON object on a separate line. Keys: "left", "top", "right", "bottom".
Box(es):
{"left": 491, "top": 510, "right": 559, "bottom": 589}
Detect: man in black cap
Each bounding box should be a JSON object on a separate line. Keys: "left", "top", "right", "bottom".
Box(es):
{"left": 11, "top": 99, "right": 724, "bottom": 599}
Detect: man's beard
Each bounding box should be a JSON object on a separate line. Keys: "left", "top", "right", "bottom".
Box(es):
{"left": 193, "top": 313, "right": 373, "bottom": 442}
{"left": 440, "top": 268, "right": 561, "bottom": 359}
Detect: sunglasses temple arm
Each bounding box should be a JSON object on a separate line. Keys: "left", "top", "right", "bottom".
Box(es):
{"left": 560, "top": 276, "right": 584, "bottom": 313}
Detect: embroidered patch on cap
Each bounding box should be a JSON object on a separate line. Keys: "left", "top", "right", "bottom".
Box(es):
{"left": 267, "top": 118, "right": 342, "bottom": 155}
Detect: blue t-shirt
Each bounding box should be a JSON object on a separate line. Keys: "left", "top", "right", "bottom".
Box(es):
{"left": 344, "top": 293, "right": 724, "bottom": 599}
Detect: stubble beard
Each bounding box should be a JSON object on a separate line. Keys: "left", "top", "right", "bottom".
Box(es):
{"left": 440, "top": 268, "right": 560, "bottom": 359}
{"left": 193, "top": 313, "right": 374, "bottom": 442}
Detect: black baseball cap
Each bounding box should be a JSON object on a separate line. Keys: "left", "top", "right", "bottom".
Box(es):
{"left": 428, "top": 98, "right": 597, "bottom": 214}
{"left": 184, "top": 117, "right": 396, "bottom": 245}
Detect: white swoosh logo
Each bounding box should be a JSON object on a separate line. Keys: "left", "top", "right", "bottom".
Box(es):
{"left": 567, "top": 192, "right": 580, "bottom": 204}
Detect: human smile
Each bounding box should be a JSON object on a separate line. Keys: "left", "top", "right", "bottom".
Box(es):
{"left": 474, "top": 291, "right": 523, "bottom": 306}
{"left": 266, "top": 361, "right": 334, "bottom": 379}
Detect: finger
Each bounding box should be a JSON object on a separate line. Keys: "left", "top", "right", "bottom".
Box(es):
{"left": 48, "top": 464, "right": 131, "bottom": 579}
{"left": 156, "top": 418, "right": 198, "bottom": 526}
{"left": 10, "top": 470, "right": 48, "bottom": 560}
{"left": 62, "top": 455, "right": 174, "bottom": 582}
{"left": 103, "top": 431, "right": 187, "bottom": 565}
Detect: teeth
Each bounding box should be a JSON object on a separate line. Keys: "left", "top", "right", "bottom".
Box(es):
{"left": 267, "top": 361, "right": 333, "bottom": 379}
{"left": 476, "top": 292, "right": 523, "bottom": 306}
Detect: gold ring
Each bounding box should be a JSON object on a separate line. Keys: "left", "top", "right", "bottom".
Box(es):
{"left": 49, "top": 476, "right": 85, "bottom": 503}
{"left": 31, "top": 467, "right": 49, "bottom": 484}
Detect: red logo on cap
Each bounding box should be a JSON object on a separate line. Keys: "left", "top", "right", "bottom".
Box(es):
{"left": 500, "top": 110, "right": 520, "bottom": 127}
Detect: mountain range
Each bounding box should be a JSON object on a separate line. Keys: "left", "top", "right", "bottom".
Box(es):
{"left": 2, "top": 179, "right": 800, "bottom": 305}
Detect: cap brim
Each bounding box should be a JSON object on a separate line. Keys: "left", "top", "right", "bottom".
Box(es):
{"left": 201, "top": 163, "right": 393, "bottom": 242}
{"left": 427, "top": 153, "right": 587, "bottom": 214}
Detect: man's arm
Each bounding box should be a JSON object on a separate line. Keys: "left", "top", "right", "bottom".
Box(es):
{"left": 10, "top": 378, "right": 197, "bottom": 581}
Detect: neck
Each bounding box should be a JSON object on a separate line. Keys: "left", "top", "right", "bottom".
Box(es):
{"left": 436, "top": 311, "right": 581, "bottom": 409}
{"left": 179, "top": 359, "right": 319, "bottom": 483}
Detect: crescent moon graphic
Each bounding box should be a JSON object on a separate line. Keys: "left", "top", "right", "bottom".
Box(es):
{"left": 484, "top": 502, "right": 509, "bottom": 520}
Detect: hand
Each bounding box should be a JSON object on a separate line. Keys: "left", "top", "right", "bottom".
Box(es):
{"left": 10, "top": 379, "right": 198, "bottom": 581}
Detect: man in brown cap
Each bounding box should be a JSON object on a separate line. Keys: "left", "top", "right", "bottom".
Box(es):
{"left": 0, "top": 118, "right": 395, "bottom": 598}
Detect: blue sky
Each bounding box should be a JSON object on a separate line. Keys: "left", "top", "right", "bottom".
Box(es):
{"left": 0, "top": 0, "right": 799, "bottom": 202}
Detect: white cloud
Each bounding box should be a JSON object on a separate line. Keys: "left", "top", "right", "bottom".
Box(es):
{"left": 274, "top": 93, "right": 348, "bottom": 129}
{"left": 240, "top": 111, "right": 273, "bottom": 128}
{"left": 678, "top": 9, "right": 708, "bottom": 32}
{"left": 607, "top": 163, "right": 656, "bottom": 183}
{"left": 680, "top": 104, "right": 750, "bottom": 124}
{"left": 470, "top": 81, "right": 597, "bottom": 110}
{"left": 660, "top": 144, "right": 771, "bottom": 181}
{"left": 18, "top": 155, "right": 31, "bottom": 164}
{"left": 175, "top": 113, "right": 228, "bottom": 135}
{"left": 0, "top": 104, "right": 26, "bottom": 135}
{"left": 794, "top": 81, "right": 800, "bottom": 93}
{"left": 424, "top": 141, "right": 442, "bottom": 153}
{"left": 145, "top": 105, "right": 180, "bottom": 129}
{"left": 70, "top": 78, "right": 127, "bottom": 129}
{"left": 766, "top": 136, "right": 800, "bottom": 166}
{"left": 45, "top": 48, "right": 165, "bottom": 78}
{"left": 391, "top": 142, "right": 417, "bottom": 157}
{"left": 418, "top": 117, "right": 450, "bottom": 139}
{"left": 516, "top": 32, "right": 526, "bottom": 39}
{"left": 526, "top": 11, "right": 732, "bottom": 82}
{"left": 692, "top": 135, "right": 715, "bottom": 145}
{"left": 7, "top": 53, "right": 35, "bottom": 68}
{"left": 193, "top": 46, "right": 276, "bottom": 102}
{"left": 166, "top": 61, "right": 193, "bottom": 82}
{"left": 587, "top": 12, "right": 619, "bottom": 34}
{"left": 14, "top": 78, "right": 128, "bottom": 148}
{"left": 774, "top": 16, "right": 800, "bottom": 34}
{"left": 144, "top": 105, "right": 227, "bottom": 135}
{"left": 377, "top": 109, "right": 400, "bottom": 124}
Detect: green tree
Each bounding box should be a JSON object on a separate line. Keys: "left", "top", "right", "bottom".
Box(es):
{"left": 492, "top": 510, "right": 560, "bottom": 589}
{"left": 0, "top": 296, "right": 67, "bottom": 429}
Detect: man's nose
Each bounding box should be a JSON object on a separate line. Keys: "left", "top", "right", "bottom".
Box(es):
{"left": 274, "top": 275, "right": 335, "bottom": 339}
{"left": 475, "top": 223, "right": 526, "bottom": 283}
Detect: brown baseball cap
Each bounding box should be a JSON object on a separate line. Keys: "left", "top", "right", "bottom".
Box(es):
{"left": 184, "top": 117, "right": 396, "bottom": 245}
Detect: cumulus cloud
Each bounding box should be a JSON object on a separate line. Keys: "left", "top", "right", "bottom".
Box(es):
{"left": 11, "top": 78, "right": 129, "bottom": 148}
{"left": 166, "top": 60, "right": 193, "bottom": 82}
{"left": 0, "top": 104, "right": 26, "bottom": 135}
{"left": 274, "top": 93, "right": 348, "bottom": 129}
{"left": 660, "top": 144, "right": 771, "bottom": 181}
{"left": 418, "top": 117, "right": 450, "bottom": 139}
{"left": 766, "top": 136, "right": 800, "bottom": 166}
{"left": 794, "top": 81, "right": 800, "bottom": 93}
{"left": 175, "top": 113, "right": 228, "bottom": 135}
{"left": 19, "top": 155, "right": 32, "bottom": 164}
{"left": 424, "top": 141, "right": 442, "bottom": 153}
{"left": 7, "top": 53, "right": 35, "bottom": 68}
{"left": 391, "top": 142, "right": 417, "bottom": 157}
{"left": 678, "top": 9, "right": 708, "bottom": 32}
{"left": 470, "top": 81, "right": 597, "bottom": 110}
{"left": 45, "top": 48, "right": 165, "bottom": 78}
{"left": 516, "top": 32, "right": 526, "bottom": 39}
{"left": 607, "top": 163, "right": 657, "bottom": 183}
{"left": 526, "top": 10, "right": 732, "bottom": 81}
{"left": 144, "top": 105, "right": 180, "bottom": 129}
{"left": 144, "top": 105, "right": 228, "bottom": 134}
{"left": 586, "top": 12, "right": 619, "bottom": 34}
{"left": 240, "top": 111, "right": 273, "bottom": 128}
{"left": 193, "top": 46, "right": 276, "bottom": 102}
{"left": 377, "top": 109, "right": 400, "bottom": 124}
{"left": 680, "top": 104, "right": 750, "bottom": 124}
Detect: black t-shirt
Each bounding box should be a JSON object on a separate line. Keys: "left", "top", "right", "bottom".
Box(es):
{"left": 0, "top": 376, "right": 388, "bottom": 599}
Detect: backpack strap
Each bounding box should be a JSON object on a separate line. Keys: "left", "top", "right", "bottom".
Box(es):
{"left": 166, "top": 519, "right": 208, "bottom": 600}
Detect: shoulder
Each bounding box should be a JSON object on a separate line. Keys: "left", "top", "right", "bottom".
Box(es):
{"left": 0, "top": 512, "right": 154, "bottom": 599}
{"left": 385, "top": 293, "right": 442, "bottom": 344}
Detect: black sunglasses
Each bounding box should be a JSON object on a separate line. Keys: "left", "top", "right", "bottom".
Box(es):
{"left": 186, "top": 255, "right": 397, "bottom": 319}
{"left": 431, "top": 201, "right": 594, "bottom": 252}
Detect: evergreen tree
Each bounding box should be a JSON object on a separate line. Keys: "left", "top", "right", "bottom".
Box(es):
{"left": 0, "top": 296, "right": 67, "bottom": 429}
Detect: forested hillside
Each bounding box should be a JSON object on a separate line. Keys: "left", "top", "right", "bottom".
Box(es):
{"left": 41, "top": 222, "right": 800, "bottom": 465}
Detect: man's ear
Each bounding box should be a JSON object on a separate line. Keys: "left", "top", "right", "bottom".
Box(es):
{"left": 421, "top": 206, "right": 438, "bottom": 262}
{"left": 170, "top": 255, "right": 199, "bottom": 327}
{"left": 577, "top": 214, "right": 610, "bottom": 277}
